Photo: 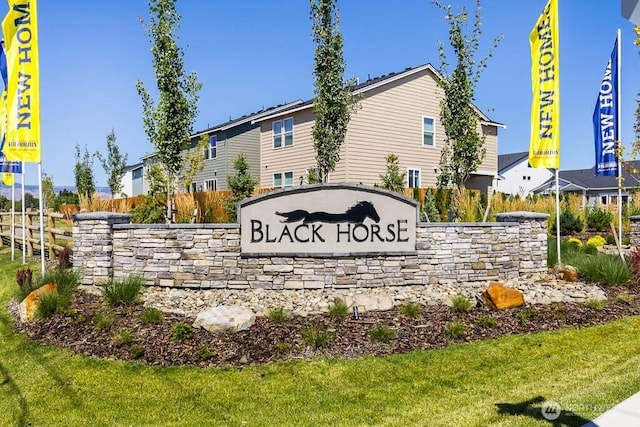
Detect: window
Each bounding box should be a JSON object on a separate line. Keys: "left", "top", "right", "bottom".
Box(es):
{"left": 601, "top": 195, "right": 608, "bottom": 205}
{"left": 423, "top": 117, "right": 435, "bottom": 147}
{"left": 204, "top": 179, "right": 217, "bottom": 191}
{"left": 408, "top": 168, "right": 420, "bottom": 188}
{"left": 132, "top": 168, "right": 143, "bottom": 179}
{"left": 190, "top": 182, "right": 197, "bottom": 193}
{"left": 204, "top": 135, "right": 217, "bottom": 159}
{"left": 273, "top": 118, "right": 293, "bottom": 148}
{"left": 273, "top": 171, "right": 294, "bottom": 188}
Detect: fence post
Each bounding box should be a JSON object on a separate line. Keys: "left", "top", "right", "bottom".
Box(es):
{"left": 47, "top": 209, "right": 55, "bottom": 259}
{"left": 0, "top": 212, "right": 5, "bottom": 247}
{"left": 25, "top": 208, "right": 33, "bottom": 256}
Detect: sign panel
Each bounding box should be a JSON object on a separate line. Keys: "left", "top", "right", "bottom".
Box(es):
{"left": 239, "top": 184, "right": 418, "bottom": 256}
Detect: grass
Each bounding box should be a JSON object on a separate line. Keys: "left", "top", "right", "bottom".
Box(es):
{"left": 140, "top": 307, "right": 163, "bottom": 325}
{"left": 368, "top": 324, "right": 396, "bottom": 343}
{"left": 302, "top": 325, "right": 331, "bottom": 349}
{"left": 445, "top": 320, "right": 467, "bottom": 339}
{"left": 2, "top": 252, "right": 640, "bottom": 425}
{"left": 267, "top": 307, "right": 289, "bottom": 324}
{"left": 399, "top": 302, "right": 422, "bottom": 317}
{"left": 327, "top": 301, "right": 349, "bottom": 318}
{"left": 451, "top": 294, "right": 473, "bottom": 313}
{"left": 100, "top": 275, "right": 145, "bottom": 307}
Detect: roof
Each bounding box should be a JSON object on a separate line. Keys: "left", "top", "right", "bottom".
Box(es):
{"left": 191, "top": 99, "right": 304, "bottom": 138}
{"left": 252, "top": 63, "right": 504, "bottom": 127}
{"left": 532, "top": 160, "right": 640, "bottom": 193}
{"left": 124, "top": 162, "right": 143, "bottom": 172}
{"left": 498, "top": 152, "right": 529, "bottom": 172}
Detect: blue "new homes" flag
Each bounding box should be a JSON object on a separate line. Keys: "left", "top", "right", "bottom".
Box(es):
{"left": 593, "top": 36, "right": 619, "bottom": 177}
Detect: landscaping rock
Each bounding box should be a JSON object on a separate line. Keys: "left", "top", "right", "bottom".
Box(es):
{"left": 193, "top": 305, "right": 255, "bottom": 333}
{"left": 563, "top": 265, "right": 579, "bottom": 282}
{"left": 344, "top": 293, "right": 394, "bottom": 312}
{"left": 482, "top": 282, "right": 524, "bottom": 310}
{"left": 19, "top": 283, "right": 58, "bottom": 322}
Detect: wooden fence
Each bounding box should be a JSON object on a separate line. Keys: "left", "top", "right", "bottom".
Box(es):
{"left": 0, "top": 209, "right": 72, "bottom": 258}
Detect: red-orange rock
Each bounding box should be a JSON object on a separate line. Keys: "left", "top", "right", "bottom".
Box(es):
{"left": 562, "top": 265, "right": 579, "bottom": 282}
{"left": 19, "top": 283, "right": 58, "bottom": 322}
{"left": 483, "top": 282, "right": 525, "bottom": 310}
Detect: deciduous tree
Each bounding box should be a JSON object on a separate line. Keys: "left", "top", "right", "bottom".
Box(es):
{"left": 379, "top": 153, "right": 406, "bottom": 193}
{"left": 74, "top": 144, "right": 96, "bottom": 200}
{"left": 310, "top": 0, "right": 358, "bottom": 182}
{"left": 137, "top": 0, "right": 202, "bottom": 222}
{"left": 96, "top": 129, "right": 128, "bottom": 205}
{"left": 225, "top": 153, "right": 257, "bottom": 220}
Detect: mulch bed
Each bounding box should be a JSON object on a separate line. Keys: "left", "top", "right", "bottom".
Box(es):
{"left": 10, "top": 284, "right": 640, "bottom": 368}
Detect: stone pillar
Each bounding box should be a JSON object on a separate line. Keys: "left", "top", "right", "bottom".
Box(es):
{"left": 72, "top": 212, "right": 132, "bottom": 285}
{"left": 630, "top": 215, "right": 640, "bottom": 247}
{"left": 495, "top": 211, "right": 550, "bottom": 275}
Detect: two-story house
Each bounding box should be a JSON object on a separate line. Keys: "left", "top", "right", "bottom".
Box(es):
{"left": 254, "top": 63, "right": 503, "bottom": 192}
{"left": 494, "top": 151, "right": 554, "bottom": 197}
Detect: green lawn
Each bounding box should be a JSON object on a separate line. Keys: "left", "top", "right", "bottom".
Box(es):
{"left": 2, "top": 252, "right": 639, "bottom": 426}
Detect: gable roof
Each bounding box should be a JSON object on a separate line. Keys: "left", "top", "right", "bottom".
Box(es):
{"left": 532, "top": 160, "right": 640, "bottom": 193}
{"left": 498, "top": 152, "right": 529, "bottom": 172}
{"left": 252, "top": 63, "right": 504, "bottom": 127}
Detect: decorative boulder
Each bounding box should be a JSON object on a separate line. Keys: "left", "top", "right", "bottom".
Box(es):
{"left": 193, "top": 305, "right": 255, "bottom": 333}
{"left": 344, "top": 293, "right": 394, "bottom": 312}
{"left": 482, "top": 282, "right": 525, "bottom": 310}
{"left": 562, "top": 265, "right": 579, "bottom": 282}
{"left": 19, "top": 283, "right": 58, "bottom": 322}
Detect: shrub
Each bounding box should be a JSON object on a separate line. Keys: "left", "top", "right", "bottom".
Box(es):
{"left": 111, "top": 328, "right": 135, "bottom": 346}
{"left": 368, "top": 325, "right": 396, "bottom": 343}
{"left": 57, "top": 247, "right": 72, "bottom": 269}
{"left": 605, "top": 234, "right": 616, "bottom": 245}
{"left": 36, "top": 292, "right": 61, "bottom": 318}
{"left": 327, "top": 301, "right": 349, "bottom": 318}
{"left": 131, "top": 194, "right": 166, "bottom": 224}
{"left": 100, "top": 276, "right": 145, "bottom": 307}
{"left": 445, "top": 321, "right": 466, "bottom": 339}
{"left": 40, "top": 268, "right": 81, "bottom": 301}
{"left": 171, "top": 322, "right": 194, "bottom": 341}
{"left": 451, "top": 294, "right": 472, "bottom": 313}
{"left": 267, "top": 307, "right": 289, "bottom": 324}
{"left": 583, "top": 244, "right": 598, "bottom": 255}
{"left": 197, "top": 346, "right": 216, "bottom": 360}
{"left": 93, "top": 311, "right": 115, "bottom": 330}
{"left": 399, "top": 302, "right": 423, "bottom": 317}
{"left": 586, "top": 206, "right": 613, "bottom": 231}
{"left": 573, "top": 254, "right": 633, "bottom": 286}
{"left": 422, "top": 189, "right": 440, "bottom": 222}
{"left": 616, "top": 292, "right": 634, "bottom": 305}
{"left": 566, "top": 237, "right": 582, "bottom": 247}
{"left": 622, "top": 237, "right": 631, "bottom": 246}
{"left": 586, "top": 235, "right": 607, "bottom": 247}
{"left": 628, "top": 248, "right": 640, "bottom": 276}
{"left": 302, "top": 326, "right": 331, "bottom": 349}
{"left": 585, "top": 298, "right": 608, "bottom": 310}
{"left": 552, "top": 208, "right": 583, "bottom": 235}
{"left": 16, "top": 268, "right": 34, "bottom": 290}
{"left": 477, "top": 316, "right": 497, "bottom": 328}
{"left": 140, "top": 307, "right": 163, "bottom": 325}
{"left": 516, "top": 307, "right": 541, "bottom": 325}
{"left": 130, "top": 345, "right": 144, "bottom": 360}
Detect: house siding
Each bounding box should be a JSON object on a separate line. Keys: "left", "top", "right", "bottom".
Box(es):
{"left": 259, "top": 68, "right": 499, "bottom": 189}
{"left": 191, "top": 123, "right": 261, "bottom": 191}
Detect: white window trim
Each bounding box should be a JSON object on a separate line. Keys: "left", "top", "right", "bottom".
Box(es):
{"left": 407, "top": 168, "right": 421, "bottom": 188}
{"left": 273, "top": 171, "right": 294, "bottom": 188}
{"left": 204, "top": 179, "right": 217, "bottom": 191}
{"left": 206, "top": 135, "right": 217, "bottom": 160}
{"left": 422, "top": 116, "right": 436, "bottom": 148}
{"left": 272, "top": 117, "right": 294, "bottom": 149}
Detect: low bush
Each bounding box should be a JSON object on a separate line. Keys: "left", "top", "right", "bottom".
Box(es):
{"left": 585, "top": 298, "right": 608, "bottom": 310}
{"left": 197, "top": 346, "right": 216, "bottom": 360}
{"left": 627, "top": 247, "right": 640, "bottom": 276}
{"left": 129, "top": 345, "right": 144, "bottom": 360}
{"left": 36, "top": 292, "right": 61, "bottom": 318}
{"left": 566, "top": 237, "right": 582, "bottom": 247}
{"left": 573, "top": 254, "right": 633, "bottom": 286}
{"left": 57, "top": 247, "right": 72, "bottom": 269}
{"left": 445, "top": 321, "right": 466, "bottom": 339}
{"left": 101, "top": 276, "right": 145, "bottom": 307}
{"left": 171, "top": 322, "right": 194, "bottom": 341}
{"left": 552, "top": 208, "right": 583, "bottom": 236}
{"left": 477, "top": 316, "right": 497, "bottom": 328}
{"left": 302, "top": 326, "right": 331, "bottom": 349}
{"left": 267, "top": 307, "right": 289, "bottom": 324}
{"left": 93, "top": 311, "right": 115, "bottom": 330}
{"left": 616, "top": 292, "right": 634, "bottom": 305}
{"left": 605, "top": 234, "right": 616, "bottom": 245}
{"left": 111, "top": 328, "right": 135, "bottom": 346}
{"left": 399, "top": 302, "right": 423, "bottom": 317}
{"left": 586, "top": 206, "right": 613, "bottom": 231}
{"left": 451, "top": 295, "right": 472, "bottom": 313}
{"left": 140, "top": 307, "right": 163, "bottom": 325}
{"left": 327, "top": 301, "right": 349, "bottom": 318}
{"left": 586, "top": 235, "right": 607, "bottom": 247}
{"left": 516, "top": 307, "right": 541, "bottom": 325}
{"left": 368, "top": 325, "right": 396, "bottom": 343}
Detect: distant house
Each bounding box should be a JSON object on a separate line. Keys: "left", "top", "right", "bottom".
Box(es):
{"left": 120, "top": 163, "right": 144, "bottom": 197}
{"left": 494, "top": 151, "right": 553, "bottom": 197}
{"left": 532, "top": 162, "right": 640, "bottom": 206}
{"left": 253, "top": 63, "right": 503, "bottom": 193}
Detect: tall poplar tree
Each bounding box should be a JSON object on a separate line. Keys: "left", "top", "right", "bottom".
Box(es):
{"left": 137, "top": 0, "right": 202, "bottom": 222}
{"left": 432, "top": 0, "right": 501, "bottom": 217}
{"left": 310, "top": 0, "right": 357, "bottom": 182}
{"left": 97, "top": 129, "right": 128, "bottom": 203}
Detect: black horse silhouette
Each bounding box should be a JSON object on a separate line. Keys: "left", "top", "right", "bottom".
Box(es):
{"left": 276, "top": 201, "right": 380, "bottom": 224}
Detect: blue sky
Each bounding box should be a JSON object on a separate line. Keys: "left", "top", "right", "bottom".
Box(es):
{"left": 7, "top": 0, "right": 640, "bottom": 186}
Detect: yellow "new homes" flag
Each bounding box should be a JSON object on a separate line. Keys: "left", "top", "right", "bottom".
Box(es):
{"left": 529, "top": 0, "right": 560, "bottom": 169}
{"left": 1, "top": 0, "right": 40, "bottom": 163}
{"left": 1, "top": 172, "right": 13, "bottom": 186}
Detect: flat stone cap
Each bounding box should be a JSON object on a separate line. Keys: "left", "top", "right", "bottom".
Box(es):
{"left": 494, "top": 211, "right": 550, "bottom": 222}
{"left": 73, "top": 212, "right": 132, "bottom": 221}
{"left": 630, "top": 215, "right": 640, "bottom": 221}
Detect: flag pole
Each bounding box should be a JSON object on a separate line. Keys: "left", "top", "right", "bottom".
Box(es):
{"left": 37, "top": 162, "right": 44, "bottom": 274}
{"left": 617, "top": 28, "right": 623, "bottom": 255}
{"left": 20, "top": 161, "right": 25, "bottom": 264}
{"left": 555, "top": 168, "right": 561, "bottom": 265}
{"left": 10, "top": 174, "right": 14, "bottom": 261}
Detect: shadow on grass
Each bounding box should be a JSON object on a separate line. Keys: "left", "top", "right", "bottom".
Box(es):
{"left": 496, "top": 396, "right": 591, "bottom": 426}
{"left": 0, "top": 359, "right": 30, "bottom": 426}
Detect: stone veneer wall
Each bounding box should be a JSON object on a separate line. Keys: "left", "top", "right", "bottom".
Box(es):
{"left": 73, "top": 211, "right": 549, "bottom": 289}
{"left": 630, "top": 216, "right": 640, "bottom": 247}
